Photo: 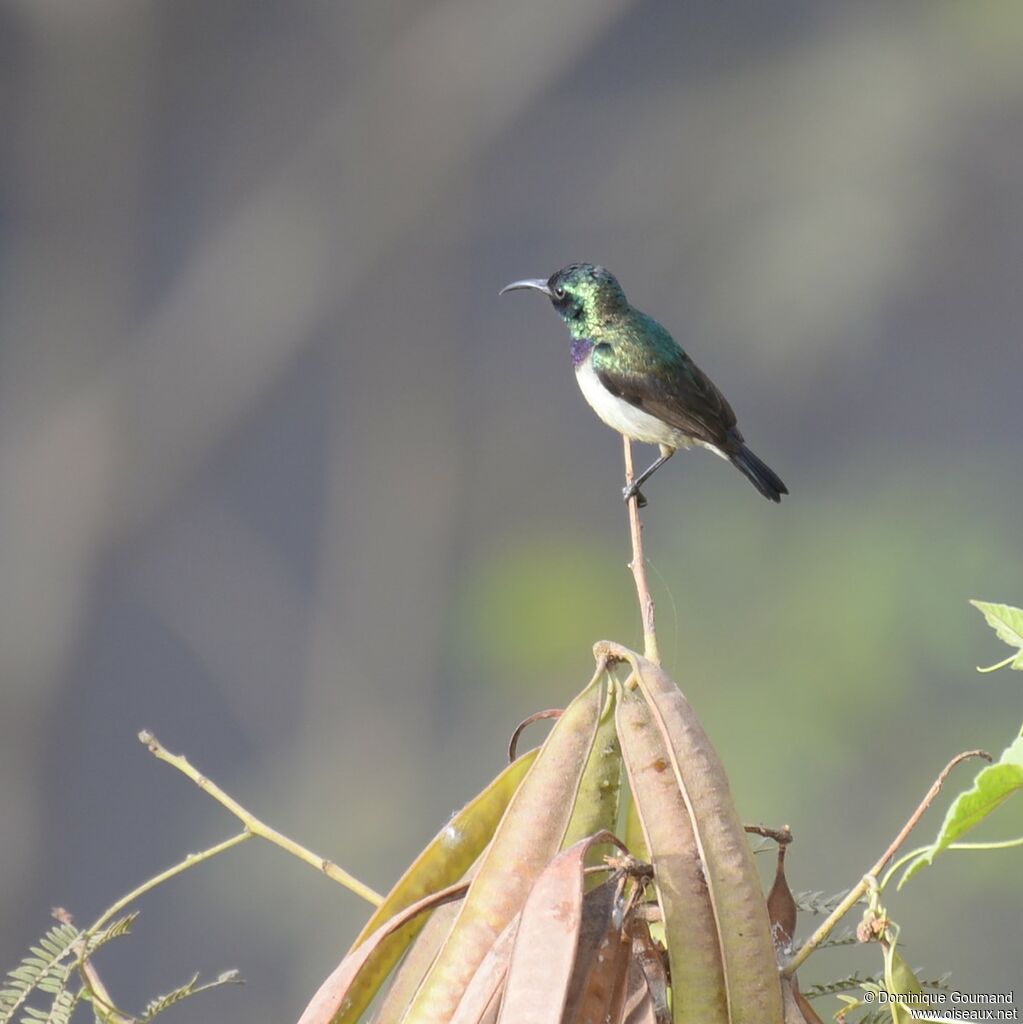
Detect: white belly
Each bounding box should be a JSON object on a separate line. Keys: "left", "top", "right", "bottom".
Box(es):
{"left": 574, "top": 356, "right": 727, "bottom": 458}
{"left": 575, "top": 356, "right": 682, "bottom": 447}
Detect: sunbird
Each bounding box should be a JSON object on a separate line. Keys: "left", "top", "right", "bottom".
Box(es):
{"left": 501, "top": 263, "right": 787, "bottom": 506}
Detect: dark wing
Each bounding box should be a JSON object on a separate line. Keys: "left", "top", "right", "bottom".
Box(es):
{"left": 591, "top": 337, "right": 739, "bottom": 449}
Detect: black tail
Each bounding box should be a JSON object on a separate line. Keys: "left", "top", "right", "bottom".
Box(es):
{"left": 729, "top": 445, "right": 788, "bottom": 503}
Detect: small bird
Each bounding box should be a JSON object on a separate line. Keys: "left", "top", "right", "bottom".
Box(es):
{"left": 501, "top": 263, "right": 787, "bottom": 506}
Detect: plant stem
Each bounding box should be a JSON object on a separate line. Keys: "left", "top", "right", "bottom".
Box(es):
{"left": 977, "top": 652, "right": 1017, "bottom": 674}
{"left": 880, "top": 834, "right": 1023, "bottom": 890}
{"left": 89, "top": 831, "right": 252, "bottom": 937}
{"left": 782, "top": 748, "right": 990, "bottom": 976}
{"left": 623, "top": 438, "right": 660, "bottom": 665}
{"left": 53, "top": 908, "right": 137, "bottom": 1024}
{"left": 139, "top": 730, "right": 384, "bottom": 906}
{"left": 744, "top": 823, "right": 793, "bottom": 846}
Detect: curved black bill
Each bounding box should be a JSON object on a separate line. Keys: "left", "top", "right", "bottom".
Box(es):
{"left": 499, "top": 278, "right": 551, "bottom": 297}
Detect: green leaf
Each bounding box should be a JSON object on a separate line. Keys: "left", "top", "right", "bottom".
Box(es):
{"left": 137, "top": 970, "right": 241, "bottom": 1022}
{"left": 25, "top": 987, "right": 77, "bottom": 1024}
{"left": 883, "top": 940, "right": 925, "bottom": 1024}
{"left": 884, "top": 946, "right": 923, "bottom": 997}
{"left": 970, "top": 600, "right": 1023, "bottom": 671}
{"left": 82, "top": 912, "right": 138, "bottom": 958}
{"left": 0, "top": 923, "right": 79, "bottom": 1024}
{"left": 899, "top": 732, "right": 1023, "bottom": 886}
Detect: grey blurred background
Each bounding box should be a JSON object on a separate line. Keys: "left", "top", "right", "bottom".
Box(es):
{"left": 2, "top": 1, "right": 1022, "bottom": 1019}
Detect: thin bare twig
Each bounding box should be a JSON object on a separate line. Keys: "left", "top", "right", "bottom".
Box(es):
{"left": 744, "top": 823, "right": 794, "bottom": 846}
{"left": 89, "top": 830, "right": 253, "bottom": 937}
{"left": 139, "top": 730, "right": 383, "bottom": 906}
{"left": 48, "top": 837, "right": 251, "bottom": 1024}
{"left": 623, "top": 438, "right": 659, "bottom": 665}
{"left": 873, "top": 749, "right": 990, "bottom": 872}
{"left": 783, "top": 748, "right": 990, "bottom": 976}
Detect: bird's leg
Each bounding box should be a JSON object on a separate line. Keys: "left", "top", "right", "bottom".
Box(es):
{"left": 623, "top": 447, "right": 675, "bottom": 503}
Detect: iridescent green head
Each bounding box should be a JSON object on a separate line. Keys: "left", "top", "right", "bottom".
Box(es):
{"left": 500, "top": 263, "right": 628, "bottom": 333}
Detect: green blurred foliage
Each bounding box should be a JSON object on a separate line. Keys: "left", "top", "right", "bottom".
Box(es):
{"left": 455, "top": 535, "right": 634, "bottom": 692}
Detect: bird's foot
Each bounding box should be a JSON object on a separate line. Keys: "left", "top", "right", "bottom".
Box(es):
{"left": 622, "top": 483, "right": 648, "bottom": 508}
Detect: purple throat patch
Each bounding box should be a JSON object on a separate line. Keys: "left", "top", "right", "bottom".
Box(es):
{"left": 570, "top": 338, "right": 594, "bottom": 367}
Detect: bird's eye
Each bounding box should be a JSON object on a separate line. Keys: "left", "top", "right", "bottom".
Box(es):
{"left": 554, "top": 286, "right": 566, "bottom": 300}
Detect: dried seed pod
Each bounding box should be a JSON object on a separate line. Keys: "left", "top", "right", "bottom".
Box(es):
{"left": 499, "top": 832, "right": 627, "bottom": 1024}
{"left": 298, "top": 882, "right": 468, "bottom": 1024}
{"left": 617, "top": 684, "right": 728, "bottom": 1024}
{"left": 563, "top": 689, "right": 623, "bottom": 885}
{"left": 603, "top": 642, "right": 784, "bottom": 1024}
{"left": 786, "top": 977, "right": 824, "bottom": 1024}
{"left": 620, "top": 957, "right": 657, "bottom": 1024}
{"left": 327, "top": 748, "right": 540, "bottom": 1024}
{"left": 400, "top": 672, "right": 607, "bottom": 1024}
{"left": 449, "top": 917, "right": 518, "bottom": 1024}
{"left": 627, "top": 917, "right": 670, "bottom": 1024}
{"left": 622, "top": 795, "right": 650, "bottom": 863}
{"left": 562, "top": 877, "right": 628, "bottom": 1024}
{"left": 372, "top": 896, "right": 461, "bottom": 1024}
{"left": 766, "top": 843, "right": 797, "bottom": 953}
{"left": 353, "top": 748, "right": 540, "bottom": 951}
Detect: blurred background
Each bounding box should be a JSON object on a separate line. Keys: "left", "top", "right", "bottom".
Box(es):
{"left": 2, "top": 0, "right": 1022, "bottom": 1019}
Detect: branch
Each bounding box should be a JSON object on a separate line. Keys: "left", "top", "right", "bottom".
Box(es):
{"left": 623, "top": 438, "right": 659, "bottom": 665}
{"left": 139, "top": 730, "right": 383, "bottom": 906}
{"left": 782, "top": 748, "right": 990, "bottom": 975}
{"left": 48, "top": 838, "right": 252, "bottom": 1023}
{"left": 88, "top": 830, "right": 252, "bottom": 937}
{"left": 744, "top": 823, "right": 793, "bottom": 846}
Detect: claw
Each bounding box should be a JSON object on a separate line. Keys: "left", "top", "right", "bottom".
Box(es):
{"left": 623, "top": 484, "right": 648, "bottom": 508}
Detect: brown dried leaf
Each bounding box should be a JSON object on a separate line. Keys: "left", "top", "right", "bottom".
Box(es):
{"left": 402, "top": 673, "right": 606, "bottom": 1024}
{"left": 332, "top": 751, "right": 538, "bottom": 1024}
{"left": 450, "top": 917, "right": 518, "bottom": 1024}
{"left": 616, "top": 684, "right": 728, "bottom": 1024}
{"left": 780, "top": 976, "right": 824, "bottom": 1024}
{"left": 296, "top": 881, "right": 467, "bottom": 1024}
{"left": 766, "top": 844, "right": 797, "bottom": 952}
{"left": 499, "top": 832, "right": 625, "bottom": 1024}
{"left": 563, "top": 878, "right": 621, "bottom": 1021}
{"left": 372, "top": 898, "right": 456, "bottom": 1023}
{"left": 475, "top": 989, "right": 503, "bottom": 1024}
{"left": 605, "top": 643, "right": 784, "bottom": 1024}
{"left": 619, "top": 955, "right": 661, "bottom": 1024}
{"left": 627, "top": 918, "right": 670, "bottom": 1024}
{"left": 792, "top": 983, "right": 824, "bottom": 1024}
{"left": 563, "top": 877, "right": 632, "bottom": 1024}
{"left": 620, "top": 967, "right": 656, "bottom": 1024}
{"left": 373, "top": 862, "right": 478, "bottom": 1024}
